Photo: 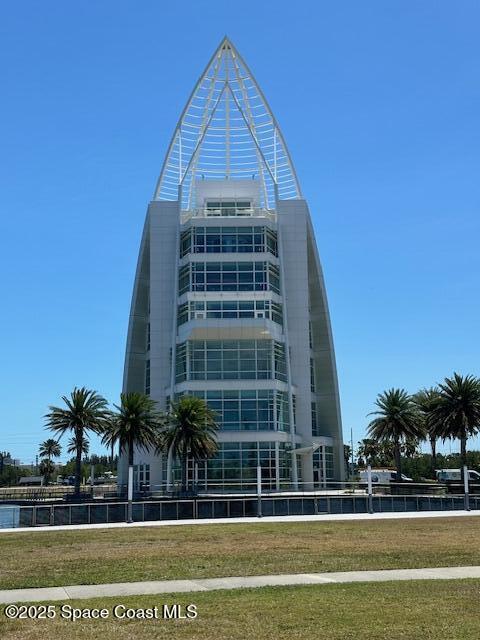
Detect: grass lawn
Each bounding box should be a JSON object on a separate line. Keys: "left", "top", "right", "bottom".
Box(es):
{"left": 2, "top": 580, "right": 480, "bottom": 639}
{"left": 1, "top": 517, "right": 480, "bottom": 590}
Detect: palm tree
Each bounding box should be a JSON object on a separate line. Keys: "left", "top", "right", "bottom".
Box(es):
{"left": 67, "top": 436, "right": 89, "bottom": 457}
{"left": 413, "top": 387, "right": 442, "bottom": 476}
{"left": 357, "top": 438, "right": 382, "bottom": 467}
{"left": 367, "top": 388, "right": 424, "bottom": 481}
{"left": 163, "top": 396, "right": 219, "bottom": 493}
{"left": 431, "top": 373, "right": 480, "bottom": 468}
{"left": 102, "top": 392, "right": 163, "bottom": 522}
{"left": 343, "top": 444, "right": 352, "bottom": 472}
{"left": 45, "top": 387, "right": 109, "bottom": 497}
{"left": 401, "top": 438, "right": 421, "bottom": 459}
{"left": 39, "top": 438, "right": 61, "bottom": 462}
{"left": 39, "top": 459, "right": 55, "bottom": 485}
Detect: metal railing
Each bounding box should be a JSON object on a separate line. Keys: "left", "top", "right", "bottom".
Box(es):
{"left": 181, "top": 208, "right": 277, "bottom": 223}
{"left": 0, "top": 484, "right": 117, "bottom": 503}
{"left": 1, "top": 483, "right": 480, "bottom": 529}
{"left": 112, "top": 478, "right": 480, "bottom": 498}
{"left": 2, "top": 478, "right": 479, "bottom": 503}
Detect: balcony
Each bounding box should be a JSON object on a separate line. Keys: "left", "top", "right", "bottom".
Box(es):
{"left": 181, "top": 207, "right": 276, "bottom": 223}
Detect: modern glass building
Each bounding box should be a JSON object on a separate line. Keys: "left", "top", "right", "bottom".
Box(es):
{"left": 119, "top": 38, "right": 344, "bottom": 491}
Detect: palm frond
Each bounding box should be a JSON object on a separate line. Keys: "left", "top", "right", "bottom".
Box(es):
{"left": 104, "top": 393, "right": 164, "bottom": 457}
{"left": 163, "top": 396, "right": 219, "bottom": 460}
{"left": 67, "top": 435, "right": 89, "bottom": 456}
{"left": 39, "top": 438, "right": 61, "bottom": 459}
{"left": 45, "top": 387, "right": 109, "bottom": 437}
{"left": 367, "top": 388, "right": 424, "bottom": 443}
{"left": 430, "top": 373, "right": 480, "bottom": 441}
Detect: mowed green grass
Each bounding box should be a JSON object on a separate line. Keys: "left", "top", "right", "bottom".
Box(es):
{"left": 2, "top": 580, "right": 480, "bottom": 640}
{"left": 1, "top": 517, "right": 480, "bottom": 590}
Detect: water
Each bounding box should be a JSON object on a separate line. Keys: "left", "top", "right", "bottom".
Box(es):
{"left": 0, "top": 505, "right": 20, "bottom": 529}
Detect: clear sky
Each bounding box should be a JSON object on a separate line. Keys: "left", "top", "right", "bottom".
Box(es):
{"left": 1, "top": 1, "right": 479, "bottom": 463}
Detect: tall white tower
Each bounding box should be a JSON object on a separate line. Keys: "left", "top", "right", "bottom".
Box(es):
{"left": 120, "top": 38, "right": 344, "bottom": 491}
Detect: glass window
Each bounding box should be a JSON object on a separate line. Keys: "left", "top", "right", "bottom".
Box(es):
{"left": 269, "top": 264, "right": 281, "bottom": 294}
{"left": 311, "top": 401, "right": 319, "bottom": 436}
{"left": 313, "top": 446, "right": 334, "bottom": 482}
{"left": 274, "top": 342, "right": 287, "bottom": 382}
{"left": 145, "top": 359, "right": 150, "bottom": 395}
{"left": 177, "top": 303, "right": 188, "bottom": 327}
{"left": 178, "top": 265, "right": 190, "bottom": 296}
{"left": 175, "top": 339, "right": 289, "bottom": 382}
{"left": 175, "top": 344, "right": 187, "bottom": 383}
{"left": 177, "top": 300, "right": 283, "bottom": 328}
{"left": 175, "top": 389, "right": 293, "bottom": 434}
{"left": 179, "top": 261, "right": 280, "bottom": 294}
{"left": 179, "top": 226, "right": 278, "bottom": 257}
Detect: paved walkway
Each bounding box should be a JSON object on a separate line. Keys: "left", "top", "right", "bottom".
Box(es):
{"left": 1, "top": 509, "right": 479, "bottom": 534}
{"left": 2, "top": 566, "right": 480, "bottom": 604}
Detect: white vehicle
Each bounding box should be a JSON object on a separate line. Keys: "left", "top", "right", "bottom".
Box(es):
{"left": 436, "top": 469, "right": 480, "bottom": 482}
{"left": 358, "top": 469, "right": 413, "bottom": 483}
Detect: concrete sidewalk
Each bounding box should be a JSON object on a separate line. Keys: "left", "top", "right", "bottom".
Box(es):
{"left": 1, "top": 508, "right": 479, "bottom": 534}
{"left": 2, "top": 566, "right": 480, "bottom": 604}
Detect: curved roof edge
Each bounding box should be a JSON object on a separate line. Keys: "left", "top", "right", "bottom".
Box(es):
{"left": 153, "top": 37, "right": 302, "bottom": 210}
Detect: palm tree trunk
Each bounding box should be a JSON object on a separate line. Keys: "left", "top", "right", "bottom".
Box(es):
{"left": 45, "top": 453, "right": 51, "bottom": 486}
{"left": 181, "top": 453, "right": 188, "bottom": 494}
{"left": 430, "top": 436, "right": 437, "bottom": 478}
{"left": 74, "top": 434, "right": 82, "bottom": 497}
{"left": 127, "top": 440, "right": 134, "bottom": 523}
{"left": 394, "top": 442, "right": 402, "bottom": 482}
{"left": 460, "top": 436, "right": 467, "bottom": 469}
{"left": 166, "top": 443, "right": 173, "bottom": 492}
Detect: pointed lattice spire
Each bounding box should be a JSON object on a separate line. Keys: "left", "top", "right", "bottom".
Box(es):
{"left": 154, "top": 37, "right": 301, "bottom": 210}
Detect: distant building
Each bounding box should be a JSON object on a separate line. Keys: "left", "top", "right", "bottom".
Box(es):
{"left": 18, "top": 476, "right": 43, "bottom": 486}
{"left": 119, "top": 38, "right": 344, "bottom": 491}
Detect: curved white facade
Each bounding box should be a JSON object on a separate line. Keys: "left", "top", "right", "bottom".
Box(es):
{"left": 119, "top": 38, "right": 344, "bottom": 491}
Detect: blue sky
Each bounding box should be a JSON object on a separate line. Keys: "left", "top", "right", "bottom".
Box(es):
{"left": 1, "top": 1, "right": 479, "bottom": 463}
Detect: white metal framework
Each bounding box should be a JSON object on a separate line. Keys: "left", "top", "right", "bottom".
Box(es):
{"left": 154, "top": 37, "right": 302, "bottom": 210}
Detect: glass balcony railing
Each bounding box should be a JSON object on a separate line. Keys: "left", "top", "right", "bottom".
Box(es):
{"left": 181, "top": 207, "right": 276, "bottom": 223}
